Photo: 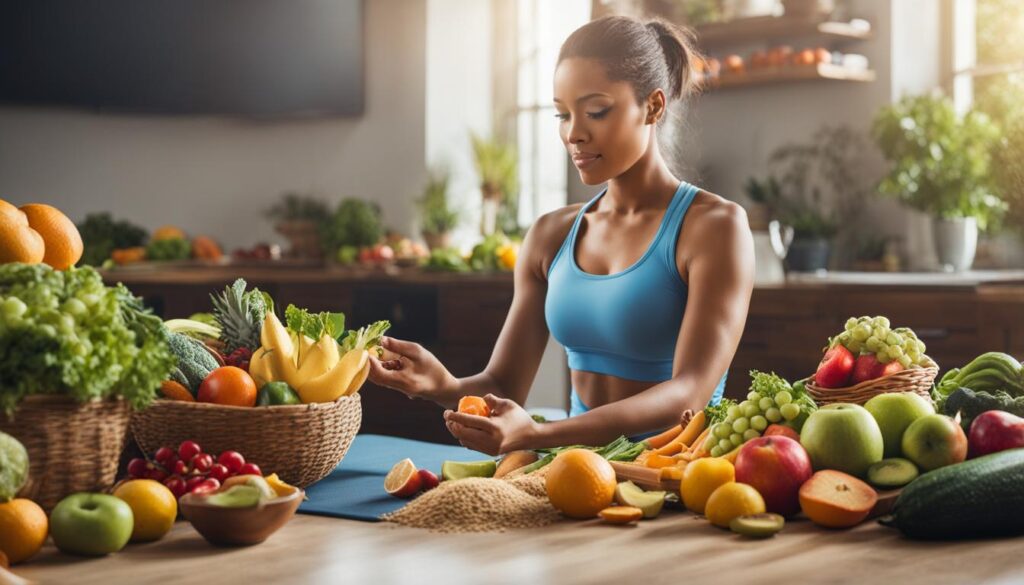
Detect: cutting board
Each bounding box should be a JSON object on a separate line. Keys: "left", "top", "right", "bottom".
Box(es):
{"left": 610, "top": 461, "right": 901, "bottom": 519}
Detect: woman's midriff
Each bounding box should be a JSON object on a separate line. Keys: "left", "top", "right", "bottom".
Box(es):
{"left": 570, "top": 370, "right": 655, "bottom": 409}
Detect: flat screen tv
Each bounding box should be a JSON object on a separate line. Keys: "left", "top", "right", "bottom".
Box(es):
{"left": 0, "top": 0, "right": 364, "bottom": 117}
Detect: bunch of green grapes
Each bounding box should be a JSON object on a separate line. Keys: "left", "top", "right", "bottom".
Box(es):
{"left": 832, "top": 316, "right": 927, "bottom": 368}
{"left": 703, "top": 389, "right": 802, "bottom": 457}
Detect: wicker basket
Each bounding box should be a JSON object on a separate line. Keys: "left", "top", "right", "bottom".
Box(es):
{"left": 130, "top": 395, "right": 361, "bottom": 488}
{"left": 805, "top": 358, "right": 939, "bottom": 406}
{"left": 0, "top": 396, "right": 131, "bottom": 511}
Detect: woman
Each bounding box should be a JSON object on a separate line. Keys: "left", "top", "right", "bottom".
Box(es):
{"left": 369, "top": 15, "right": 754, "bottom": 455}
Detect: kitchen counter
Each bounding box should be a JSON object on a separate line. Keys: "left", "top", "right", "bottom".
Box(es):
{"left": 17, "top": 511, "right": 1024, "bottom": 584}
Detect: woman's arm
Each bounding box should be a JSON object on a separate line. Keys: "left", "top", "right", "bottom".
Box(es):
{"left": 447, "top": 200, "right": 754, "bottom": 453}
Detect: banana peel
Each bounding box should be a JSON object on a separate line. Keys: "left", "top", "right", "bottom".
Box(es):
{"left": 297, "top": 348, "right": 367, "bottom": 403}
{"left": 249, "top": 347, "right": 274, "bottom": 387}
{"left": 294, "top": 333, "right": 340, "bottom": 385}
{"left": 344, "top": 360, "right": 371, "bottom": 396}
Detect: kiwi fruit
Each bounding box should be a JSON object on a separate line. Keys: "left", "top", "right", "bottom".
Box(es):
{"left": 729, "top": 513, "right": 785, "bottom": 538}
{"left": 867, "top": 458, "right": 919, "bottom": 489}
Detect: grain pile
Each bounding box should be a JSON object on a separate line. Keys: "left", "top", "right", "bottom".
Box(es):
{"left": 382, "top": 474, "right": 560, "bottom": 533}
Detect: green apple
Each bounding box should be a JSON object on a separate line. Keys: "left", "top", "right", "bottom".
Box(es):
{"left": 864, "top": 392, "right": 935, "bottom": 457}
{"left": 50, "top": 493, "right": 134, "bottom": 556}
{"left": 901, "top": 414, "right": 968, "bottom": 471}
{"left": 799, "top": 403, "right": 884, "bottom": 478}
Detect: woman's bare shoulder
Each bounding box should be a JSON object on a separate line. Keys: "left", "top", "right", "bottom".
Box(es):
{"left": 685, "top": 190, "right": 749, "bottom": 237}
{"left": 523, "top": 204, "right": 583, "bottom": 278}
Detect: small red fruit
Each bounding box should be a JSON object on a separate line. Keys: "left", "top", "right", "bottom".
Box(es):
{"left": 208, "top": 464, "right": 230, "bottom": 483}
{"left": 154, "top": 447, "right": 176, "bottom": 466}
{"left": 172, "top": 459, "right": 188, "bottom": 476}
{"left": 815, "top": 344, "right": 855, "bottom": 388}
{"left": 127, "top": 458, "right": 149, "bottom": 479}
{"left": 179, "top": 440, "right": 202, "bottom": 462}
{"left": 238, "top": 463, "right": 262, "bottom": 476}
{"left": 217, "top": 451, "right": 245, "bottom": 474}
{"left": 164, "top": 476, "right": 187, "bottom": 499}
{"left": 148, "top": 468, "right": 168, "bottom": 482}
{"left": 191, "top": 453, "right": 214, "bottom": 473}
{"left": 191, "top": 478, "right": 221, "bottom": 496}
{"left": 417, "top": 469, "right": 440, "bottom": 492}
{"left": 185, "top": 476, "right": 205, "bottom": 492}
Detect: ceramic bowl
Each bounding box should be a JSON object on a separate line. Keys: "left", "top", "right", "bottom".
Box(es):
{"left": 179, "top": 488, "right": 304, "bottom": 546}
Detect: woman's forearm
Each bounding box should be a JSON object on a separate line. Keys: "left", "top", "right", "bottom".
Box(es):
{"left": 428, "top": 371, "right": 509, "bottom": 410}
{"left": 519, "top": 377, "right": 715, "bottom": 450}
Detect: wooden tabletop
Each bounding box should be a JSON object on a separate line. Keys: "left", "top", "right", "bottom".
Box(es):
{"left": 16, "top": 508, "right": 1024, "bottom": 585}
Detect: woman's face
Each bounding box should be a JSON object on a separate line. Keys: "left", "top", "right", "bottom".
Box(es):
{"left": 553, "top": 57, "right": 659, "bottom": 185}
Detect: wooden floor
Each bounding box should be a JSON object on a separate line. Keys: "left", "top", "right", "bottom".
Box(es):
{"left": 15, "top": 508, "right": 1024, "bottom": 585}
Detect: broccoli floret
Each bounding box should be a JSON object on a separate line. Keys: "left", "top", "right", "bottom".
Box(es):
{"left": 166, "top": 332, "right": 219, "bottom": 394}
{"left": 943, "top": 387, "right": 1024, "bottom": 431}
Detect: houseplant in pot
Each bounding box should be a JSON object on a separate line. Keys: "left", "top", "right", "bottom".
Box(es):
{"left": 264, "top": 193, "right": 330, "bottom": 260}
{"left": 470, "top": 133, "right": 518, "bottom": 236}
{"left": 0, "top": 263, "right": 175, "bottom": 509}
{"left": 417, "top": 168, "right": 460, "bottom": 250}
{"left": 872, "top": 93, "right": 1005, "bottom": 271}
{"left": 320, "top": 198, "right": 385, "bottom": 266}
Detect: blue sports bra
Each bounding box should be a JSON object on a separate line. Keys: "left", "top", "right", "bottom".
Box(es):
{"left": 545, "top": 181, "right": 727, "bottom": 403}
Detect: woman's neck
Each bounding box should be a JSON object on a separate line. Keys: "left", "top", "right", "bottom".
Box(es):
{"left": 603, "top": 137, "right": 680, "bottom": 213}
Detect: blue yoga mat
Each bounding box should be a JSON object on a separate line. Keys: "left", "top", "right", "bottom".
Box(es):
{"left": 298, "top": 434, "right": 486, "bottom": 522}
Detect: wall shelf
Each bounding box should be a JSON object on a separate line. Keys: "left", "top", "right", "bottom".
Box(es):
{"left": 704, "top": 63, "right": 876, "bottom": 91}
{"left": 696, "top": 15, "right": 872, "bottom": 50}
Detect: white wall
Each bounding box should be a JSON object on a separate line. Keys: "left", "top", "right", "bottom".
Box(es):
{"left": 0, "top": 0, "right": 428, "bottom": 249}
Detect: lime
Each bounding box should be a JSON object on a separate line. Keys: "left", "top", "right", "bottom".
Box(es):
{"left": 0, "top": 432, "right": 29, "bottom": 502}
{"left": 257, "top": 381, "right": 301, "bottom": 406}
{"left": 440, "top": 459, "right": 497, "bottom": 481}
{"left": 730, "top": 513, "right": 785, "bottom": 538}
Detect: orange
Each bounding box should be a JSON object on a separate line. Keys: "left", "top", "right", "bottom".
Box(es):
{"left": 113, "top": 479, "right": 177, "bottom": 542}
{"left": 681, "top": 457, "right": 735, "bottom": 515}
{"left": 0, "top": 498, "right": 48, "bottom": 564}
{"left": 457, "top": 396, "right": 490, "bottom": 417}
{"left": 0, "top": 217, "right": 45, "bottom": 265}
{"left": 0, "top": 199, "right": 27, "bottom": 226}
{"left": 545, "top": 449, "right": 616, "bottom": 519}
{"left": 19, "top": 203, "right": 83, "bottom": 270}
{"left": 153, "top": 225, "right": 186, "bottom": 241}
{"left": 198, "top": 366, "right": 258, "bottom": 407}
{"left": 705, "top": 482, "right": 766, "bottom": 528}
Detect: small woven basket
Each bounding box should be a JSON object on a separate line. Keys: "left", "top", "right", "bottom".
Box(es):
{"left": 806, "top": 358, "right": 939, "bottom": 406}
{"left": 130, "top": 395, "right": 361, "bottom": 488}
{"left": 0, "top": 395, "right": 131, "bottom": 511}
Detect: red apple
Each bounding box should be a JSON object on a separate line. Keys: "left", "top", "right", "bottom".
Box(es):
{"left": 815, "top": 344, "right": 855, "bottom": 388}
{"left": 851, "top": 354, "right": 904, "bottom": 384}
{"left": 358, "top": 247, "right": 374, "bottom": 264}
{"left": 734, "top": 436, "right": 813, "bottom": 517}
{"left": 764, "top": 424, "right": 801, "bottom": 442}
{"left": 417, "top": 469, "right": 440, "bottom": 491}
{"left": 968, "top": 410, "right": 1024, "bottom": 458}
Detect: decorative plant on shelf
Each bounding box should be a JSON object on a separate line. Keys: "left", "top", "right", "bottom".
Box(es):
{"left": 417, "top": 168, "right": 461, "bottom": 250}
{"left": 319, "top": 198, "right": 383, "bottom": 260}
{"left": 264, "top": 193, "right": 331, "bottom": 259}
{"left": 470, "top": 132, "right": 518, "bottom": 236}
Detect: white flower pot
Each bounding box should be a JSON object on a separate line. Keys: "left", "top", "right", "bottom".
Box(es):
{"left": 933, "top": 216, "right": 978, "bottom": 272}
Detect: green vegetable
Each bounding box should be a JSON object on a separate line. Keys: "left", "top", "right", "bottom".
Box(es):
{"left": 211, "top": 279, "right": 269, "bottom": 353}
{"left": 705, "top": 398, "right": 739, "bottom": 427}
{"left": 882, "top": 448, "right": 1024, "bottom": 539}
{"left": 933, "top": 352, "right": 1024, "bottom": 411}
{"left": 164, "top": 318, "right": 221, "bottom": 342}
{"left": 0, "top": 264, "right": 175, "bottom": 415}
{"left": 336, "top": 245, "right": 359, "bottom": 265}
{"left": 76, "top": 212, "right": 148, "bottom": 267}
{"left": 0, "top": 431, "right": 29, "bottom": 502}
{"left": 522, "top": 435, "right": 646, "bottom": 475}
{"left": 424, "top": 247, "right": 469, "bottom": 272}
{"left": 339, "top": 320, "right": 391, "bottom": 356}
{"left": 167, "top": 332, "right": 219, "bottom": 395}
{"left": 145, "top": 237, "right": 192, "bottom": 261}
{"left": 943, "top": 387, "right": 1024, "bottom": 430}
{"left": 257, "top": 382, "right": 301, "bottom": 406}
{"left": 285, "top": 304, "right": 345, "bottom": 341}
{"left": 320, "top": 198, "right": 383, "bottom": 253}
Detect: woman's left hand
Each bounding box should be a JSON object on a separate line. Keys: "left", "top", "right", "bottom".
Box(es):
{"left": 444, "top": 394, "right": 539, "bottom": 456}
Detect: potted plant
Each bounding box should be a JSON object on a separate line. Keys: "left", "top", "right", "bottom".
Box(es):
{"left": 470, "top": 133, "right": 518, "bottom": 236}
{"left": 872, "top": 93, "right": 1005, "bottom": 271}
{"left": 319, "top": 198, "right": 384, "bottom": 265}
{"left": 264, "top": 193, "right": 331, "bottom": 259}
{"left": 417, "top": 168, "right": 460, "bottom": 250}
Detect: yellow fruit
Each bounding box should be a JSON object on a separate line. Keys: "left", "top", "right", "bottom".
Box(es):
{"left": 294, "top": 333, "right": 340, "bottom": 386}
{"left": 20, "top": 203, "right": 83, "bottom": 270}
{"left": 705, "top": 482, "right": 766, "bottom": 528}
{"left": 264, "top": 473, "right": 298, "bottom": 498}
{"left": 0, "top": 199, "right": 27, "bottom": 226}
{"left": 681, "top": 457, "right": 735, "bottom": 515}
{"left": 545, "top": 449, "right": 617, "bottom": 519}
{"left": 152, "top": 225, "right": 186, "bottom": 241}
{"left": 0, "top": 499, "right": 48, "bottom": 564}
{"left": 0, "top": 217, "right": 45, "bottom": 265}
{"left": 113, "top": 479, "right": 177, "bottom": 542}
{"left": 248, "top": 347, "right": 274, "bottom": 388}
{"left": 297, "top": 348, "right": 365, "bottom": 403}
{"left": 344, "top": 360, "right": 371, "bottom": 395}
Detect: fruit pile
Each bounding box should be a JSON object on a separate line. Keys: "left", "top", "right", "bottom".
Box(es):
{"left": 815, "top": 316, "right": 929, "bottom": 388}
{"left": 127, "top": 440, "right": 262, "bottom": 500}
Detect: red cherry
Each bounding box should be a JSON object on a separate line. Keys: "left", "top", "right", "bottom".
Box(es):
{"left": 178, "top": 440, "right": 202, "bottom": 462}
{"left": 164, "top": 476, "right": 187, "bottom": 499}
{"left": 238, "top": 463, "right": 262, "bottom": 476}
{"left": 208, "top": 464, "right": 230, "bottom": 483}
{"left": 172, "top": 459, "right": 188, "bottom": 476}
{"left": 148, "top": 468, "right": 168, "bottom": 482}
{"left": 154, "top": 447, "right": 176, "bottom": 466}
{"left": 127, "top": 458, "right": 148, "bottom": 479}
{"left": 191, "top": 453, "right": 214, "bottom": 473}
{"left": 185, "top": 476, "right": 205, "bottom": 491}
{"left": 191, "top": 478, "right": 221, "bottom": 495}
{"left": 217, "top": 451, "right": 245, "bottom": 474}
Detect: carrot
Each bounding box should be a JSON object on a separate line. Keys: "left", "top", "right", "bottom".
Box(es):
{"left": 599, "top": 506, "right": 643, "bottom": 524}
{"left": 645, "top": 424, "right": 683, "bottom": 450}
{"left": 644, "top": 453, "right": 678, "bottom": 469}
{"left": 159, "top": 380, "right": 194, "bottom": 402}
{"left": 683, "top": 427, "right": 712, "bottom": 456}
{"left": 678, "top": 410, "right": 707, "bottom": 447}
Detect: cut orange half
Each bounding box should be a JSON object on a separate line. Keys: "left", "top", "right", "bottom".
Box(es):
{"left": 384, "top": 458, "right": 423, "bottom": 498}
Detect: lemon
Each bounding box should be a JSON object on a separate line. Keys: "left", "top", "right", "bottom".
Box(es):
{"left": 681, "top": 457, "right": 735, "bottom": 515}
{"left": 113, "top": 479, "right": 177, "bottom": 542}
{"left": 705, "top": 482, "right": 766, "bottom": 528}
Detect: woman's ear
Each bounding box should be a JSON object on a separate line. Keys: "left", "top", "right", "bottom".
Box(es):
{"left": 645, "top": 89, "right": 667, "bottom": 125}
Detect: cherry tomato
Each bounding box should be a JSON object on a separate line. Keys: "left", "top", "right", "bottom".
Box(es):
{"left": 154, "top": 447, "right": 176, "bottom": 466}
{"left": 178, "top": 440, "right": 202, "bottom": 462}
{"left": 127, "top": 458, "right": 148, "bottom": 479}
{"left": 218, "top": 451, "right": 245, "bottom": 474}
{"left": 172, "top": 459, "right": 188, "bottom": 476}
{"left": 238, "top": 463, "right": 262, "bottom": 476}
{"left": 191, "top": 478, "right": 221, "bottom": 495}
{"left": 164, "top": 476, "right": 187, "bottom": 499}
{"left": 191, "top": 453, "right": 214, "bottom": 473}
{"left": 208, "top": 463, "right": 230, "bottom": 483}
{"left": 148, "top": 468, "right": 168, "bottom": 482}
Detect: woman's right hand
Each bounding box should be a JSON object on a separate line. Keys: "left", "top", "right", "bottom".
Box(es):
{"left": 368, "top": 336, "right": 459, "bottom": 405}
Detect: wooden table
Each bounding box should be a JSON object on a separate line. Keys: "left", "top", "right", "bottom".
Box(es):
{"left": 17, "top": 509, "right": 1024, "bottom": 584}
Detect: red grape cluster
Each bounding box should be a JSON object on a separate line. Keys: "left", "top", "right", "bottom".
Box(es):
{"left": 127, "top": 440, "right": 262, "bottom": 499}
{"left": 224, "top": 347, "right": 253, "bottom": 372}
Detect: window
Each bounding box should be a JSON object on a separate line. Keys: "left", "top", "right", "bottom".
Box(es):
{"left": 951, "top": 0, "right": 1024, "bottom": 126}
{"left": 512, "top": 0, "right": 590, "bottom": 226}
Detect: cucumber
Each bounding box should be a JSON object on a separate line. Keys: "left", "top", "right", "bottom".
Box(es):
{"left": 884, "top": 448, "right": 1024, "bottom": 539}
{"left": 729, "top": 514, "right": 785, "bottom": 538}
{"left": 867, "top": 458, "right": 918, "bottom": 489}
